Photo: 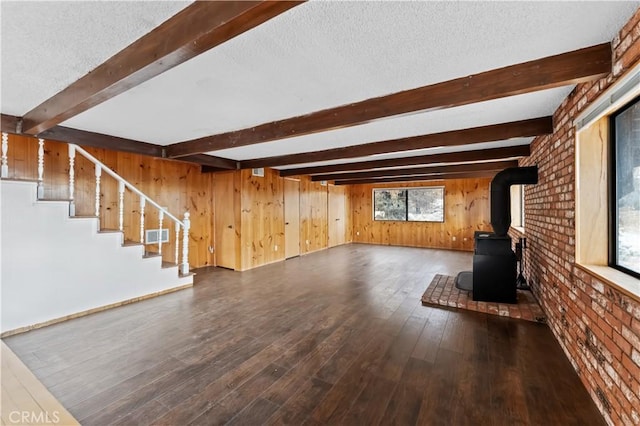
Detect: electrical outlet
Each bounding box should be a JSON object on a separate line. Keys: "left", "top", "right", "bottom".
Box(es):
{"left": 274, "top": 245, "right": 278, "bottom": 251}
{"left": 452, "top": 236, "right": 456, "bottom": 242}
{"left": 208, "top": 246, "right": 214, "bottom": 253}
{"left": 463, "top": 237, "right": 467, "bottom": 242}
{"left": 356, "top": 231, "right": 360, "bottom": 236}
{"left": 306, "top": 240, "right": 310, "bottom": 245}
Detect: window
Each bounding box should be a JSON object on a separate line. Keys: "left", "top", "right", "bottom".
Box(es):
{"left": 510, "top": 184, "right": 525, "bottom": 229}
{"left": 373, "top": 187, "right": 444, "bottom": 222}
{"left": 611, "top": 96, "right": 640, "bottom": 278}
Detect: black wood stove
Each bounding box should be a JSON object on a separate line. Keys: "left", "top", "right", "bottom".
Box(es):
{"left": 455, "top": 166, "right": 538, "bottom": 304}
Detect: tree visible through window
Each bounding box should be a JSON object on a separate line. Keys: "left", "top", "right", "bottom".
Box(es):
{"left": 612, "top": 96, "right": 640, "bottom": 278}
{"left": 373, "top": 187, "right": 444, "bottom": 222}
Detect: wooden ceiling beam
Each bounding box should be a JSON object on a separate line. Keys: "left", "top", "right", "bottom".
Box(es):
{"left": 1, "top": 114, "right": 19, "bottom": 133}
{"left": 20, "top": 1, "right": 304, "bottom": 135}
{"left": 279, "top": 144, "right": 530, "bottom": 177}
{"left": 312, "top": 160, "right": 519, "bottom": 182}
{"left": 1, "top": 113, "right": 236, "bottom": 169}
{"left": 245, "top": 117, "right": 550, "bottom": 169}
{"left": 167, "top": 43, "right": 610, "bottom": 158}
{"left": 180, "top": 154, "right": 238, "bottom": 170}
{"left": 334, "top": 171, "right": 499, "bottom": 185}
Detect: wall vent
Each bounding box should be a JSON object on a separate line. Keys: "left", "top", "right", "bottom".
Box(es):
{"left": 252, "top": 168, "right": 265, "bottom": 177}
{"left": 145, "top": 229, "right": 169, "bottom": 244}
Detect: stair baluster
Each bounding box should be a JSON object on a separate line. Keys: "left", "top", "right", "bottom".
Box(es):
{"left": 1, "top": 132, "right": 8, "bottom": 178}
{"left": 37, "top": 138, "right": 44, "bottom": 199}
{"left": 175, "top": 224, "right": 180, "bottom": 266}
{"left": 140, "top": 197, "right": 146, "bottom": 244}
{"left": 158, "top": 210, "right": 164, "bottom": 255}
{"left": 68, "top": 145, "right": 75, "bottom": 216}
{"left": 118, "top": 181, "right": 125, "bottom": 232}
{"left": 182, "top": 212, "right": 190, "bottom": 275}
{"left": 94, "top": 164, "right": 101, "bottom": 218}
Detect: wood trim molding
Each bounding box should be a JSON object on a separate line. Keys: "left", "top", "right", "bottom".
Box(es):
{"left": 244, "top": 117, "right": 551, "bottom": 169}
{"left": 166, "top": 43, "right": 610, "bottom": 157}
{"left": 334, "top": 171, "right": 498, "bottom": 185}
{"left": 20, "top": 1, "right": 304, "bottom": 135}
{"left": 311, "top": 160, "right": 518, "bottom": 182}
{"left": 279, "top": 144, "right": 530, "bottom": 177}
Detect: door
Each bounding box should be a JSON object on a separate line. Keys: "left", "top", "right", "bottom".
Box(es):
{"left": 215, "top": 172, "right": 238, "bottom": 269}
{"left": 328, "top": 184, "right": 346, "bottom": 247}
{"left": 284, "top": 179, "right": 300, "bottom": 259}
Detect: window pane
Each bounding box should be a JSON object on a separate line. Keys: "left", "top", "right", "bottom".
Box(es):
{"left": 615, "top": 98, "right": 640, "bottom": 276}
{"left": 407, "top": 187, "right": 444, "bottom": 222}
{"left": 373, "top": 189, "right": 407, "bottom": 221}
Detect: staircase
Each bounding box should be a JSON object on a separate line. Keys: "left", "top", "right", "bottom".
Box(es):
{"left": 0, "top": 136, "right": 194, "bottom": 336}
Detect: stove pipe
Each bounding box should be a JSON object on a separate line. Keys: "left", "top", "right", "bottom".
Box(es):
{"left": 490, "top": 166, "right": 538, "bottom": 236}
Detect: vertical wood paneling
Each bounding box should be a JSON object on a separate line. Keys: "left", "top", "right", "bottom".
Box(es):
{"left": 284, "top": 178, "right": 301, "bottom": 259}
{"left": 215, "top": 171, "right": 240, "bottom": 270}
{"left": 239, "top": 168, "right": 285, "bottom": 270}
{"left": 299, "top": 176, "right": 328, "bottom": 254}
{"left": 4, "top": 134, "right": 214, "bottom": 268}
{"left": 350, "top": 178, "right": 491, "bottom": 251}
{"left": 328, "top": 184, "right": 347, "bottom": 247}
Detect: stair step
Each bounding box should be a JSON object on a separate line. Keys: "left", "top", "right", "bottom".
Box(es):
{"left": 99, "top": 228, "right": 122, "bottom": 234}
{"left": 0, "top": 177, "right": 39, "bottom": 183}
{"left": 69, "top": 215, "right": 98, "bottom": 219}
{"left": 38, "top": 198, "right": 72, "bottom": 202}
{"left": 179, "top": 272, "right": 195, "bottom": 279}
{"left": 162, "top": 261, "right": 177, "bottom": 269}
{"left": 143, "top": 252, "right": 161, "bottom": 259}
{"left": 123, "top": 240, "right": 143, "bottom": 247}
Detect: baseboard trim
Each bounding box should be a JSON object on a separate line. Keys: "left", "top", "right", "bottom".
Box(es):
{"left": 0, "top": 283, "right": 193, "bottom": 338}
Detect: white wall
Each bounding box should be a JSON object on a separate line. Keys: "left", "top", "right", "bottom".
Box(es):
{"left": 1, "top": 180, "right": 192, "bottom": 334}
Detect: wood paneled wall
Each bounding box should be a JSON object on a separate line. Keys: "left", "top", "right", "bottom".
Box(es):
{"left": 239, "top": 168, "right": 285, "bottom": 270}
{"left": 350, "top": 178, "right": 491, "bottom": 251}
{"left": 299, "top": 176, "right": 329, "bottom": 254}
{"left": 4, "top": 134, "right": 214, "bottom": 268}
{"left": 212, "top": 171, "right": 349, "bottom": 270}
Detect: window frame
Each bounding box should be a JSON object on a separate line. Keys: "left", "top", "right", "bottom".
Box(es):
{"left": 372, "top": 186, "right": 445, "bottom": 223}
{"left": 609, "top": 95, "right": 640, "bottom": 280}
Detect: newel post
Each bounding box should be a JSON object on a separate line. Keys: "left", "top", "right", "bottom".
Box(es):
{"left": 37, "top": 138, "right": 44, "bottom": 199}
{"left": 1, "top": 132, "right": 8, "bottom": 178}
{"left": 68, "top": 145, "right": 76, "bottom": 216}
{"left": 181, "top": 212, "right": 190, "bottom": 275}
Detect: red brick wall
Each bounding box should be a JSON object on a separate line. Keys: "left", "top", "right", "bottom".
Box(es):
{"left": 515, "top": 9, "right": 640, "bottom": 425}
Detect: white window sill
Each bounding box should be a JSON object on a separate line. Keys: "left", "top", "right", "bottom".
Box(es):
{"left": 576, "top": 263, "right": 640, "bottom": 303}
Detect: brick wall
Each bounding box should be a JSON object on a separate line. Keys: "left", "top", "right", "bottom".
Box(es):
{"left": 516, "top": 9, "right": 640, "bottom": 425}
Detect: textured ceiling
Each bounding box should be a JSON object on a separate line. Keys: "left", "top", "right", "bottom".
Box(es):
{"left": 0, "top": 0, "right": 192, "bottom": 116}
{"left": 1, "top": 1, "right": 639, "bottom": 169}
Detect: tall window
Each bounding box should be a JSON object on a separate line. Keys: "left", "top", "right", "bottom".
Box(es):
{"left": 373, "top": 187, "right": 444, "bottom": 222}
{"left": 611, "top": 96, "right": 640, "bottom": 278}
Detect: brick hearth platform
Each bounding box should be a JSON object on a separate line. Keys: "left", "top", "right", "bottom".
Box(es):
{"left": 422, "top": 274, "right": 547, "bottom": 323}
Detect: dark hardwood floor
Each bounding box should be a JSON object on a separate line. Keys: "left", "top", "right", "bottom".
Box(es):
{"left": 4, "top": 244, "right": 604, "bottom": 425}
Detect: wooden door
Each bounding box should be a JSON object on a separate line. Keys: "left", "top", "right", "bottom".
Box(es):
{"left": 284, "top": 179, "right": 300, "bottom": 259}
{"left": 328, "top": 184, "right": 346, "bottom": 247}
{"left": 215, "top": 172, "right": 238, "bottom": 269}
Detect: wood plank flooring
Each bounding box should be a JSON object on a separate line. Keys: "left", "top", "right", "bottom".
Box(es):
{"left": 3, "top": 244, "right": 604, "bottom": 425}
{"left": 0, "top": 341, "right": 79, "bottom": 426}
